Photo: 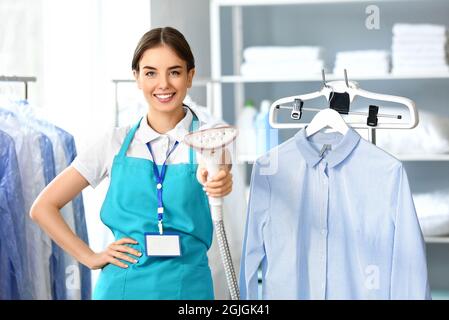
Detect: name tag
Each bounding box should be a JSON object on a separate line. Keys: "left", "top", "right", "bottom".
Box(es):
{"left": 145, "top": 233, "right": 181, "bottom": 257}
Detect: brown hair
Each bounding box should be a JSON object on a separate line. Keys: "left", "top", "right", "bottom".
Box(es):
{"left": 132, "top": 27, "right": 195, "bottom": 72}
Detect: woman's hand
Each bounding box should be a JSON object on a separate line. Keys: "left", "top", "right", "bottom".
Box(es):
{"left": 197, "top": 164, "right": 233, "bottom": 198}
{"left": 87, "top": 238, "right": 142, "bottom": 270}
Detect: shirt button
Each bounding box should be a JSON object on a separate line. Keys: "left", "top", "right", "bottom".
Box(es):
{"left": 321, "top": 229, "right": 327, "bottom": 235}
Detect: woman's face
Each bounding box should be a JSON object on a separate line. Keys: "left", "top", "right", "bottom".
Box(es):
{"left": 134, "top": 45, "right": 195, "bottom": 114}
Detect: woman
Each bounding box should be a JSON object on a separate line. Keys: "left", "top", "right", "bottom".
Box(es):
{"left": 30, "top": 27, "right": 233, "bottom": 300}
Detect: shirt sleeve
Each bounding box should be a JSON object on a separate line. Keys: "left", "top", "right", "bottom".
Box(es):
{"left": 70, "top": 128, "right": 124, "bottom": 188}
{"left": 240, "top": 159, "right": 270, "bottom": 299}
{"left": 390, "top": 165, "right": 431, "bottom": 300}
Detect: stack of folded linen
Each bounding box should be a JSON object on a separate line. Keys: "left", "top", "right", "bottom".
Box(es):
{"left": 391, "top": 23, "right": 449, "bottom": 75}
{"left": 240, "top": 46, "right": 324, "bottom": 77}
{"left": 414, "top": 190, "right": 449, "bottom": 237}
{"left": 376, "top": 110, "right": 449, "bottom": 155}
{"left": 333, "top": 50, "right": 390, "bottom": 76}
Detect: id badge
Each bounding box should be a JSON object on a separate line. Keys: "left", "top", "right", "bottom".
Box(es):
{"left": 145, "top": 232, "right": 182, "bottom": 257}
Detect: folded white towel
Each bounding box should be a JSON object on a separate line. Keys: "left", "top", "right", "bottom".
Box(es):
{"left": 335, "top": 59, "right": 389, "bottom": 67}
{"left": 392, "top": 59, "right": 448, "bottom": 69}
{"left": 335, "top": 50, "right": 389, "bottom": 60}
{"left": 376, "top": 110, "right": 449, "bottom": 154}
{"left": 393, "top": 23, "right": 447, "bottom": 36}
{"left": 392, "top": 50, "right": 447, "bottom": 60}
{"left": 334, "top": 58, "right": 389, "bottom": 65}
{"left": 392, "top": 66, "right": 449, "bottom": 74}
{"left": 243, "top": 46, "right": 322, "bottom": 63}
{"left": 334, "top": 51, "right": 390, "bottom": 74}
{"left": 392, "top": 62, "right": 449, "bottom": 70}
{"left": 333, "top": 66, "right": 390, "bottom": 76}
{"left": 392, "top": 34, "right": 447, "bottom": 45}
{"left": 241, "top": 60, "right": 325, "bottom": 77}
{"left": 414, "top": 191, "right": 449, "bottom": 236}
{"left": 392, "top": 43, "right": 448, "bottom": 55}
{"left": 334, "top": 60, "right": 389, "bottom": 66}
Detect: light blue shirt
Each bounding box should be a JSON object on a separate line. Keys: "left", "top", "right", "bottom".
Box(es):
{"left": 240, "top": 128, "right": 431, "bottom": 300}
{"left": 0, "top": 108, "right": 53, "bottom": 299}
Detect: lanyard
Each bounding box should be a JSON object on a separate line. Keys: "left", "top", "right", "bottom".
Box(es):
{"left": 146, "top": 140, "right": 179, "bottom": 234}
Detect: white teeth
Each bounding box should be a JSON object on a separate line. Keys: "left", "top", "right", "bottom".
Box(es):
{"left": 156, "top": 93, "right": 174, "bottom": 99}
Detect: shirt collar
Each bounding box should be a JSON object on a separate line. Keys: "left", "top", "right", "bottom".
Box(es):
{"left": 295, "top": 127, "right": 361, "bottom": 168}
{"left": 136, "top": 106, "right": 193, "bottom": 143}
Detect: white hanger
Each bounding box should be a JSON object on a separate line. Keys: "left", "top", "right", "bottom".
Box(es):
{"left": 305, "top": 108, "right": 349, "bottom": 137}
{"left": 269, "top": 71, "right": 419, "bottom": 130}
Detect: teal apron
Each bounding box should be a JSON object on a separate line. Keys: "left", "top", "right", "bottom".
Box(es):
{"left": 93, "top": 113, "right": 214, "bottom": 300}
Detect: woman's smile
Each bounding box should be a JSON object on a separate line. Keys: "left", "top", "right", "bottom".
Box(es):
{"left": 154, "top": 92, "right": 176, "bottom": 103}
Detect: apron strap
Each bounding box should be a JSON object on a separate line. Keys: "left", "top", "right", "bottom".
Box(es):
{"left": 118, "top": 117, "right": 142, "bottom": 158}
{"left": 189, "top": 112, "right": 199, "bottom": 165}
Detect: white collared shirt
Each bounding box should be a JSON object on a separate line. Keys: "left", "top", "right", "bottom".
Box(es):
{"left": 72, "top": 106, "right": 225, "bottom": 188}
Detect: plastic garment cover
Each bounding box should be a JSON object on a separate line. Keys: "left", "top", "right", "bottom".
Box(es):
{"left": 0, "top": 107, "right": 53, "bottom": 299}
{"left": 0, "top": 130, "right": 32, "bottom": 299}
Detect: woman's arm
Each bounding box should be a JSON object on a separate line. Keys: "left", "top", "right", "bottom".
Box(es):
{"left": 30, "top": 167, "right": 141, "bottom": 269}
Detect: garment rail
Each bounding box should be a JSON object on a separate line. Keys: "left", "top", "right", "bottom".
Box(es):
{"left": 0, "top": 76, "right": 36, "bottom": 100}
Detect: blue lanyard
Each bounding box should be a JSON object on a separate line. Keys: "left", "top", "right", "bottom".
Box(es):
{"left": 146, "top": 140, "right": 179, "bottom": 234}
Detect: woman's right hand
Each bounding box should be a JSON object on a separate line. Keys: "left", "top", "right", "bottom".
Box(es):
{"left": 87, "top": 238, "right": 143, "bottom": 270}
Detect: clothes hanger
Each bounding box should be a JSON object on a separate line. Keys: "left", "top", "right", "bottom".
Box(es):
{"left": 269, "top": 70, "right": 419, "bottom": 130}
{"left": 305, "top": 108, "right": 349, "bottom": 137}
{"left": 305, "top": 78, "right": 349, "bottom": 137}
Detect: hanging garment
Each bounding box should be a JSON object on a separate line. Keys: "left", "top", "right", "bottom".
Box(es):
{"left": 240, "top": 128, "right": 431, "bottom": 300}
{"left": 1, "top": 103, "right": 90, "bottom": 300}
{"left": 0, "top": 130, "right": 31, "bottom": 299}
{"left": 92, "top": 115, "right": 214, "bottom": 299}
{"left": 0, "top": 109, "right": 53, "bottom": 299}
{"left": 32, "top": 119, "right": 81, "bottom": 300}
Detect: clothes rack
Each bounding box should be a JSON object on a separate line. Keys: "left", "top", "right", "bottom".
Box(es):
{"left": 0, "top": 76, "right": 37, "bottom": 100}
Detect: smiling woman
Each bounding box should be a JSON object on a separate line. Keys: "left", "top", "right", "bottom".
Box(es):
{"left": 132, "top": 27, "right": 196, "bottom": 133}
{"left": 29, "top": 26, "right": 234, "bottom": 300}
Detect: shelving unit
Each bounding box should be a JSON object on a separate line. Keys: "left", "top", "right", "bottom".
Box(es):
{"left": 219, "top": 72, "right": 449, "bottom": 83}
{"left": 210, "top": 0, "right": 449, "bottom": 298}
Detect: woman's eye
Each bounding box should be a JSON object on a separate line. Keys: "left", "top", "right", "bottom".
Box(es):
{"left": 146, "top": 71, "right": 156, "bottom": 77}
{"left": 170, "top": 70, "right": 180, "bottom": 76}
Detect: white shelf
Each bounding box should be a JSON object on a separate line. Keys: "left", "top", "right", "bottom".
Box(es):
{"left": 214, "top": 0, "right": 409, "bottom": 7}
{"left": 220, "top": 73, "right": 449, "bottom": 83}
{"left": 397, "top": 154, "right": 449, "bottom": 161}
{"left": 238, "top": 154, "right": 449, "bottom": 163}
{"left": 425, "top": 237, "right": 449, "bottom": 244}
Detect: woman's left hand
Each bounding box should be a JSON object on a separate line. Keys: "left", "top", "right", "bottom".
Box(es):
{"left": 197, "top": 164, "right": 233, "bottom": 198}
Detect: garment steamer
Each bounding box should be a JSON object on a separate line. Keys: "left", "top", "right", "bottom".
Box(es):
{"left": 183, "top": 126, "right": 240, "bottom": 300}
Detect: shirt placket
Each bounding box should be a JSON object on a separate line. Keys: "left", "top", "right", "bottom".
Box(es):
{"left": 316, "top": 160, "right": 329, "bottom": 299}
{"left": 153, "top": 135, "right": 171, "bottom": 164}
